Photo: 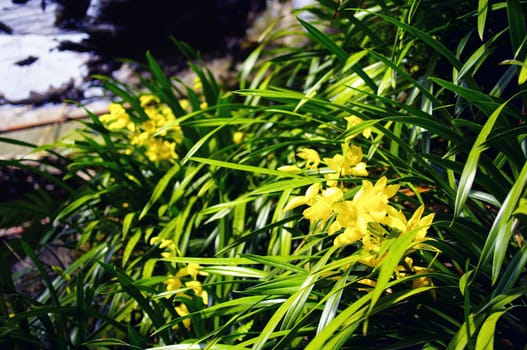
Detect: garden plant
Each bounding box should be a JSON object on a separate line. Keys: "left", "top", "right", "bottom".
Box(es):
{"left": 1, "top": 0, "right": 526, "bottom": 349}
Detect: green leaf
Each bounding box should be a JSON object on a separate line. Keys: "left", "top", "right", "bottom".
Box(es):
{"left": 372, "top": 12, "right": 463, "bottom": 71}
{"left": 145, "top": 344, "right": 249, "bottom": 350}
{"left": 475, "top": 160, "right": 527, "bottom": 284}
{"left": 199, "top": 266, "right": 266, "bottom": 279}
{"left": 455, "top": 29, "right": 506, "bottom": 84}
{"left": 316, "top": 267, "right": 349, "bottom": 334}
{"left": 493, "top": 245, "right": 527, "bottom": 296}
{"left": 305, "top": 290, "right": 372, "bottom": 349}
{"left": 297, "top": 17, "right": 378, "bottom": 92}
{"left": 475, "top": 310, "right": 506, "bottom": 350}
{"left": 297, "top": 17, "right": 348, "bottom": 63}
{"left": 139, "top": 163, "right": 180, "bottom": 220}
{"left": 160, "top": 257, "right": 255, "bottom": 265}
{"left": 367, "top": 226, "right": 422, "bottom": 316}
{"left": 446, "top": 314, "right": 478, "bottom": 350}
{"left": 98, "top": 262, "right": 171, "bottom": 344}
{"left": 55, "top": 190, "right": 104, "bottom": 222}
{"left": 429, "top": 77, "right": 499, "bottom": 116}
{"left": 122, "top": 230, "right": 141, "bottom": 266}
{"left": 506, "top": 0, "right": 527, "bottom": 56}
{"left": 459, "top": 270, "right": 473, "bottom": 297}
{"left": 189, "top": 157, "right": 303, "bottom": 178}
{"left": 477, "top": 0, "right": 489, "bottom": 40}
{"left": 21, "top": 241, "right": 68, "bottom": 349}
{"left": 146, "top": 51, "right": 185, "bottom": 115}
{"left": 180, "top": 124, "right": 227, "bottom": 165}
{"left": 519, "top": 56, "right": 527, "bottom": 85}
{"left": 122, "top": 212, "right": 136, "bottom": 239}
{"left": 453, "top": 98, "right": 509, "bottom": 219}
{"left": 21, "top": 241, "right": 59, "bottom": 305}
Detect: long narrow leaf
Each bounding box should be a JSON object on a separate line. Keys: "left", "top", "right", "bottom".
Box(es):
{"left": 475, "top": 160, "right": 527, "bottom": 284}
{"left": 190, "top": 157, "right": 303, "bottom": 178}
{"left": 475, "top": 310, "right": 506, "bottom": 350}
{"left": 453, "top": 98, "right": 510, "bottom": 218}
{"left": 477, "top": 0, "right": 489, "bottom": 40}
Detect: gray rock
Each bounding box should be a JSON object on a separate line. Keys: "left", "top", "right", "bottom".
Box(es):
{"left": 0, "top": 33, "right": 90, "bottom": 104}
{"left": 0, "top": 0, "right": 90, "bottom": 104}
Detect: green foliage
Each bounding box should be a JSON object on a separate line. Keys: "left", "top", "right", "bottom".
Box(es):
{"left": 1, "top": 0, "right": 526, "bottom": 349}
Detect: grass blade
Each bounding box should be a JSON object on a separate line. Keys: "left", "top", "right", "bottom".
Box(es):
{"left": 475, "top": 310, "right": 506, "bottom": 350}
{"left": 477, "top": 0, "right": 489, "bottom": 40}
{"left": 506, "top": 0, "right": 527, "bottom": 56}
{"left": 452, "top": 97, "right": 510, "bottom": 219}
{"left": 297, "top": 17, "right": 378, "bottom": 91}
{"left": 139, "top": 163, "right": 180, "bottom": 220}
{"left": 189, "top": 157, "right": 303, "bottom": 179}
{"left": 475, "top": 160, "right": 527, "bottom": 284}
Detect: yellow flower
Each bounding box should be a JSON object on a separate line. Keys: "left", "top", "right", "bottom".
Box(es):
{"left": 385, "top": 205, "right": 434, "bottom": 242}
{"left": 158, "top": 105, "right": 177, "bottom": 124}
{"left": 193, "top": 76, "right": 203, "bottom": 91}
{"left": 345, "top": 116, "right": 372, "bottom": 139}
{"left": 358, "top": 278, "right": 376, "bottom": 289}
{"left": 284, "top": 184, "right": 344, "bottom": 223}
{"left": 176, "top": 263, "right": 208, "bottom": 280}
{"left": 303, "top": 186, "right": 343, "bottom": 223}
{"left": 185, "top": 280, "right": 209, "bottom": 305}
{"left": 175, "top": 303, "right": 191, "bottom": 329}
{"left": 141, "top": 119, "right": 157, "bottom": 133}
{"left": 130, "top": 131, "right": 149, "bottom": 147}
{"left": 233, "top": 131, "right": 244, "bottom": 144}
{"left": 180, "top": 99, "right": 190, "bottom": 111}
{"left": 398, "top": 257, "right": 434, "bottom": 290}
{"left": 297, "top": 148, "right": 320, "bottom": 169}
{"left": 412, "top": 267, "right": 434, "bottom": 289}
{"left": 323, "top": 143, "right": 368, "bottom": 185}
{"left": 406, "top": 205, "right": 435, "bottom": 241}
{"left": 349, "top": 162, "right": 368, "bottom": 176}
{"left": 334, "top": 226, "right": 362, "bottom": 247}
{"left": 171, "top": 124, "right": 184, "bottom": 144}
{"left": 330, "top": 201, "right": 363, "bottom": 246}
{"left": 359, "top": 248, "right": 384, "bottom": 267}
{"left": 353, "top": 177, "right": 399, "bottom": 224}
{"left": 145, "top": 139, "right": 178, "bottom": 162}
{"left": 164, "top": 275, "right": 183, "bottom": 291}
{"left": 384, "top": 206, "right": 408, "bottom": 232}
{"left": 100, "top": 103, "right": 134, "bottom": 131}
{"left": 139, "top": 94, "right": 160, "bottom": 107}
{"left": 283, "top": 183, "right": 321, "bottom": 212}
{"left": 159, "top": 239, "right": 176, "bottom": 250}
{"left": 161, "top": 251, "right": 175, "bottom": 259}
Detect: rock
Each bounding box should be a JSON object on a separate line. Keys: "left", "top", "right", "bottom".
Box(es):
{"left": 0, "top": 33, "right": 90, "bottom": 104}
{"left": 1, "top": 0, "right": 59, "bottom": 35}
{"left": 0, "top": 20, "right": 13, "bottom": 34}
{"left": 14, "top": 55, "right": 38, "bottom": 66}
{"left": 0, "top": 0, "right": 269, "bottom": 105}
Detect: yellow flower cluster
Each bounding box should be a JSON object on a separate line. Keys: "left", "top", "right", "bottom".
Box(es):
{"left": 150, "top": 236, "right": 208, "bottom": 329}
{"left": 285, "top": 173, "right": 434, "bottom": 267}
{"left": 99, "top": 95, "right": 184, "bottom": 163}
{"left": 282, "top": 127, "right": 434, "bottom": 268}
{"left": 279, "top": 117, "right": 369, "bottom": 183}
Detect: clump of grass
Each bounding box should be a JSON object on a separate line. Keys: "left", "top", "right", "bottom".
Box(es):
{"left": 1, "top": 1, "right": 526, "bottom": 349}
